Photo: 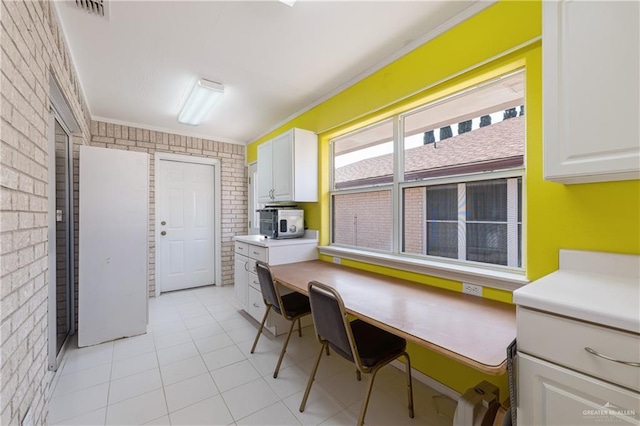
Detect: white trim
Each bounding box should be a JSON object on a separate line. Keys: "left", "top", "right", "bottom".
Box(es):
{"left": 93, "top": 116, "right": 244, "bottom": 146}
{"left": 248, "top": 1, "right": 497, "bottom": 144}
{"left": 154, "top": 152, "right": 222, "bottom": 297}
{"left": 390, "top": 360, "right": 461, "bottom": 401}
{"left": 319, "top": 245, "right": 528, "bottom": 291}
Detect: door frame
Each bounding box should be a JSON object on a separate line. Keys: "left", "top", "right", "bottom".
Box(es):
{"left": 47, "top": 74, "right": 79, "bottom": 371}
{"left": 154, "top": 152, "right": 222, "bottom": 297}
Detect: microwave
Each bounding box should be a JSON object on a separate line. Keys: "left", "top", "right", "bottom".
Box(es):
{"left": 258, "top": 208, "right": 304, "bottom": 239}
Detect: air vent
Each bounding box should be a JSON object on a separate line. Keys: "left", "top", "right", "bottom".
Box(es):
{"left": 75, "top": 0, "right": 106, "bottom": 17}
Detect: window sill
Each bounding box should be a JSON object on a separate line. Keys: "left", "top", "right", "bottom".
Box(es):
{"left": 318, "top": 246, "right": 529, "bottom": 292}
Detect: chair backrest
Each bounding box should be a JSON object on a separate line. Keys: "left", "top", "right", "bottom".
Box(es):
{"left": 307, "top": 281, "right": 355, "bottom": 362}
{"left": 255, "top": 261, "right": 281, "bottom": 310}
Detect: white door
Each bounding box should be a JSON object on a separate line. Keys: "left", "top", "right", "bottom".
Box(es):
{"left": 248, "top": 162, "right": 261, "bottom": 235}
{"left": 79, "top": 146, "right": 148, "bottom": 347}
{"left": 158, "top": 160, "right": 215, "bottom": 293}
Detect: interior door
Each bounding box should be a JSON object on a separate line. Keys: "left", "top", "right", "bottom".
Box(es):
{"left": 158, "top": 160, "right": 215, "bottom": 293}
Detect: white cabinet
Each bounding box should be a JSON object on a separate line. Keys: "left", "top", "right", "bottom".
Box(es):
{"left": 514, "top": 250, "right": 640, "bottom": 425}
{"left": 233, "top": 235, "right": 317, "bottom": 335}
{"left": 543, "top": 0, "right": 640, "bottom": 184}
{"left": 234, "top": 246, "right": 249, "bottom": 310}
{"left": 518, "top": 353, "right": 640, "bottom": 426}
{"left": 257, "top": 128, "right": 318, "bottom": 202}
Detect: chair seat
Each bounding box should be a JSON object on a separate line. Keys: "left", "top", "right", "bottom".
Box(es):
{"left": 349, "top": 319, "right": 406, "bottom": 367}
{"left": 278, "top": 292, "right": 311, "bottom": 318}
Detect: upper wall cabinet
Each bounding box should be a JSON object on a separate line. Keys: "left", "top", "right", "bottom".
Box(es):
{"left": 543, "top": 0, "right": 640, "bottom": 184}
{"left": 257, "top": 128, "right": 318, "bottom": 203}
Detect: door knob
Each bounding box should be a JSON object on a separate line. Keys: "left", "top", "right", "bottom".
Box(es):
{"left": 160, "top": 231, "right": 166, "bottom": 236}
{"left": 161, "top": 221, "right": 166, "bottom": 226}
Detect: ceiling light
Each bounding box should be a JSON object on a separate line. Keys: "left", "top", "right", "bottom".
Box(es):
{"left": 279, "top": 0, "right": 296, "bottom": 6}
{"left": 178, "top": 79, "right": 225, "bottom": 126}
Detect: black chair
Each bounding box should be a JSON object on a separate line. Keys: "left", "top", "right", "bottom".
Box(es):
{"left": 300, "top": 281, "right": 414, "bottom": 426}
{"left": 250, "top": 261, "right": 312, "bottom": 378}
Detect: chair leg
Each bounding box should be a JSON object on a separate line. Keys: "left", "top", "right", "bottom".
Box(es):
{"left": 325, "top": 345, "right": 330, "bottom": 356}
{"left": 273, "top": 317, "right": 297, "bottom": 378}
{"left": 300, "top": 343, "right": 326, "bottom": 412}
{"left": 356, "top": 369, "right": 361, "bottom": 381}
{"left": 250, "top": 305, "right": 271, "bottom": 354}
{"left": 357, "top": 369, "right": 380, "bottom": 426}
{"left": 403, "top": 353, "right": 414, "bottom": 418}
{"left": 297, "top": 317, "right": 302, "bottom": 337}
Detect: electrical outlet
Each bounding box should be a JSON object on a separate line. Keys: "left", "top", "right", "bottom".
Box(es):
{"left": 462, "top": 283, "right": 482, "bottom": 297}
{"left": 333, "top": 257, "right": 341, "bottom": 265}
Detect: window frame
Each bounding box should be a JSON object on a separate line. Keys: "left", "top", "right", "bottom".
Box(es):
{"left": 327, "top": 71, "right": 527, "bottom": 291}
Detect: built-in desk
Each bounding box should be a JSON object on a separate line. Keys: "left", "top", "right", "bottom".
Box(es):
{"left": 271, "top": 260, "right": 516, "bottom": 375}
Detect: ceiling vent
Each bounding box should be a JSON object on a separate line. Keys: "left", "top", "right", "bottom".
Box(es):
{"left": 75, "top": 0, "right": 106, "bottom": 17}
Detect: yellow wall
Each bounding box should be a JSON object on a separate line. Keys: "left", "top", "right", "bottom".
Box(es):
{"left": 247, "top": 0, "right": 640, "bottom": 396}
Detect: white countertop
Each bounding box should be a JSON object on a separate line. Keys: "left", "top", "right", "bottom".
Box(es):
{"left": 234, "top": 231, "right": 318, "bottom": 248}
{"left": 513, "top": 250, "right": 640, "bottom": 333}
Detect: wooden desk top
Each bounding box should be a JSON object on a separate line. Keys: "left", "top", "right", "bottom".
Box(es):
{"left": 271, "top": 260, "right": 516, "bottom": 375}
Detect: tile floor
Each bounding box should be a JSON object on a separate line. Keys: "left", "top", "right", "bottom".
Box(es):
{"left": 48, "top": 285, "right": 455, "bottom": 425}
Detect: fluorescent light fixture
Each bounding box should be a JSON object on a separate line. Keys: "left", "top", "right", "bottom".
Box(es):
{"left": 178, "top": 79, "right": 225, "bottom": 126}
{"left": 279, "top": 0, "right": 296, "bottom": 6}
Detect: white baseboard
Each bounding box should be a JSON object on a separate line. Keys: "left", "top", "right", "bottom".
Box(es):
{"left": 390, "top": 359, "right": 461, "bottom": 401}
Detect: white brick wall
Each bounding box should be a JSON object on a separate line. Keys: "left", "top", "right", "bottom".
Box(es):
{"left": 1, "top": 2, "right": 91, "bottom": 426}
{"left": 89, "top": 121, "right": 247, "bottom": 295}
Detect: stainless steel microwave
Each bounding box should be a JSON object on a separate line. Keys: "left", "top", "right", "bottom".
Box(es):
{"left": 258, "top": 208, "right": 304, "bottom": 239}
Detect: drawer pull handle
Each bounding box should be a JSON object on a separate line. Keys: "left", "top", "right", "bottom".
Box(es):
{"left": 253, "top": 303, "right": 259, "bottom": 308}
{"left": 584, "top": 347, "right": 640, "bottom": 367}
{"left": 253, "top": 251, "right": 260, "bottom": 255}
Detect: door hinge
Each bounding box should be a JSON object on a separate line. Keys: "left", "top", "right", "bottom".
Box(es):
{"left": 248, "top": 177, "right": 252, "bottom": 184}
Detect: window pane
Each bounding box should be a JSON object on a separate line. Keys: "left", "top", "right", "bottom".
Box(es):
{"left": 333, "top": 120, "right": 394, "bottom": 190}
{"left": 466, "top": 180, "right": 507, "bottom": 222}
{"left": 332, "top": 190, "right": 392, "bottom": 251}
{"left": 402, "top": 72, "right": 525, "bottom": 181}
{"left": 427, "top": 222, "right": 457, "bottom": 259}
{"left": 467, "top": 223, "right": 507, "bottom": 265}
{"left": 403, "top": 187, "right": 425, "bottom": 255}
{"left": 426, "top": 184, "right": 457, "bottom": 221}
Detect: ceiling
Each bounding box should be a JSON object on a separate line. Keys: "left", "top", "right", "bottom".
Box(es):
{"left": 55, "top": 1, "right": 482, "bottom": 144}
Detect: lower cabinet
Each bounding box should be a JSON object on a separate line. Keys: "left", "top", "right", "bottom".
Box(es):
{"left": 233, "top": 238, "right": 317, "bottom": 336}
{"left": 518, "top": 353, "right": 640, "bottom": 426}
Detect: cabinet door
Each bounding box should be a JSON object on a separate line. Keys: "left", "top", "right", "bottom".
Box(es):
{"left": 518, "top": 353, "right": 640, "bottom": 426}
{"left": 234, "top": 254, "right": 248, "bottom": 309}
{"left": 543, "top": 0, "right": 640, "bottom": 183}
{"left": 272, "top": 131, "right": 294, "bottom": 201}
{"left": 257, "top": 140, "right": 273, "bottom": 202}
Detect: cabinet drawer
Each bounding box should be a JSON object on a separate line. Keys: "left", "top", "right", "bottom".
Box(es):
{"left": 247, "top": 245, "right": 268, "bottom": 262}
{"left": 247, "top": 287, "right": 266, "bottom": 323}
{"left": 248, "top": 272, "right": 260, "bottom": 291}
{"left": 235, "top": 242, "right": 248, "bottom": 256}
{"left": 518, "top": 307, "right": 640, "bottom": 391}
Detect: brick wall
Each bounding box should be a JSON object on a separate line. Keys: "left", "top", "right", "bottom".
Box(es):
{"left": 332, "top": 189, "right": 426, "bottom": 253}
{"left": 89, "top": 121, "right": 247, "bottom": 295}
{"left": 403, "top": 187, "right": 425, "bottom": 254}
{"left": 333, "top": 190, "right": 392, "bottom": 251}
{"left": 1, "top": 2, "right": 91, "bottom": 425}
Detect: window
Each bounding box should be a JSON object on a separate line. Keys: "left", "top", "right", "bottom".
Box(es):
{"left": 332, "top": 120, "right": 394, "bottom": 251}
{"left": 331, "top": 71, "right": 525, "bottom": 269}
